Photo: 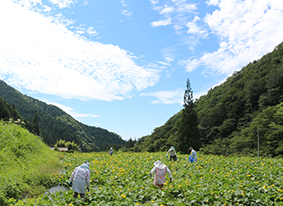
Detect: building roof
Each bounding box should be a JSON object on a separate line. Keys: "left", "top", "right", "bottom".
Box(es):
{"left": 50, "top": 147, "right": 68, "bottom": 152}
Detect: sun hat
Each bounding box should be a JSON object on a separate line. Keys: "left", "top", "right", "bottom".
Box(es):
{"left": 80, "top": 162, "right": 90, "bottom": 170}
{"left": 154, "top": 160, "right": 166, "bottom": 169}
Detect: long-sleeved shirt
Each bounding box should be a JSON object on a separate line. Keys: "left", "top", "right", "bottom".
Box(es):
{"left": 150, "top": 166, "right": 172, "bottom": 185}
{"left": 166, "top": 148, "right": 176, "bottom": 156}
{"left": 191, "top": 149, "right": 197, "bottom": 162}
{"left": 70, "top": 166, "right": 90, "bottom": 194}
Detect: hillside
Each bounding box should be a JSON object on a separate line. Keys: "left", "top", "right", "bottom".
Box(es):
{"left": 0, "top": 81, "right": 125, "bottom": 151}
{"left": 0, "top": 120, "right": 62, "bottom": 205}
{"left": 137, "top": 41, "right": 283, "bottom": 157}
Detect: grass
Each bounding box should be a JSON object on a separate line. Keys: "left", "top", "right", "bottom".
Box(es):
{"left": 1, "top": 120, "right": 283, "bottom": 205}
{"left": 0, "top": 120, "right": 62, "bottom": 205}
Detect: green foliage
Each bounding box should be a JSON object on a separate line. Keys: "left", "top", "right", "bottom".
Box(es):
{"left": 0, "top": 121, "right": 62, "bottom": 205}
{"left": 177, "top": 79, "right": 201, "bottom": 154}
{"left": 0, "top": 97, "right": 22, "bottom": 121}
{"left": 54, "top": 139, "right": 79, "bottom": 152}
{"left": 136, "top": 41, "right": 283, "bottom": 157}
{"left": 15, "top": 152, "right": 283, "bottom": 205}
{"left": 0, "top": 80, "right": 125, "bottom": 152}
{"left": 32, "top": 112, "right": 40, "bottom": 136}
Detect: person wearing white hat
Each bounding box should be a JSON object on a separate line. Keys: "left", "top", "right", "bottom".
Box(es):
{"left": 69, "top": 161, "right": 91, "bottom": 200}
{"left": 166, "top": 146, "right": 177, "bottom": 161}
{"left": 149, "top": 160, "right": 172, "bottom": 189}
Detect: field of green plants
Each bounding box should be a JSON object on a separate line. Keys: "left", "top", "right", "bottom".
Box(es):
{"left": 14, "top": 152, "right": 283, "bottom": 206}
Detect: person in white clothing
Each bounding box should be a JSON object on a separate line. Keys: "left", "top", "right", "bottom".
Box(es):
{"left": 189, "top": 147, "right": 197, "bottom": 163}
{"left": 149, "top": 160, "right": 172, "bottom": 190}
{"left": 166, "top": 146, "right": 177, "bottom": 161}
{"left": 69, "top": 161, "right": 91, "bottom": 200}
{"left": 109, "top": 147, "right": 113, "bottom": 156}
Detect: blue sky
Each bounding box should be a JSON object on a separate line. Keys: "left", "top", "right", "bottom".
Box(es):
{"left": 1, "top": 0, "right": 283, "bottom": 140}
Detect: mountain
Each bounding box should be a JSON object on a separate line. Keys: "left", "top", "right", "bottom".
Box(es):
{"left": 0, "top": 81, "right": 125, "bottom": 151}
{"left": 136, "top": 41, "right": 283, "bottom": 157}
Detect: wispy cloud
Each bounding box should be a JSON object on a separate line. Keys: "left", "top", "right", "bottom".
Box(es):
{"left": 75, "top": 24, "right": 97, "bottom": 36}
{"left": 186, "top": 16, "right": 207, "bottom": 37}
{"left": 140, "top": 88, "right": 183, "bottom": 104}
{"left": 151, "top": 18, "right": 172, "bottom": 27}
{"left": 150, "top": 0, "right": 198, "bottom": 35}
{"left": 122, "top": 10, "right": 133, "bottom": 17}
{"left": 182, "top": 0, "right": 283, "bottom": 75}
{"left": 49, "top": 102, "right": 99, "bottom": 118}
{"left": 121, "top": 0, "right": 133, "bottom": 17}
{"left": 49, "top": 0, "right": 74, "bottom": 9}
{"left": 150, "top": 0, "right": 283, "bottom": 80}
{"left": 0, "top": 0, "right": 159, "bottom": 101}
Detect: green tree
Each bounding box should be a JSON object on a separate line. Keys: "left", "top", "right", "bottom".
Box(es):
{"left": 32, "top": 112, "right": 40, "bottom": 136}
{"left": 177, "top": 79, "right": 201, "bottom": 154}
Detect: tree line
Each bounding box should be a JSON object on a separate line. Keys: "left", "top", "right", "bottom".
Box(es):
{"left": 0, "top": 81, "right": 125, "bottom": 152}
{"left": 124, "top": 41, "right": 283, "bottom": 158}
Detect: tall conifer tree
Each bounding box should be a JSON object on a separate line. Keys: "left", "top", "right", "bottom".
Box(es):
{"left": 32, "top": 112, "right": 40, "bottom": 136}
{"left": 177, "top": 79, "right": 201, "bottom": 154}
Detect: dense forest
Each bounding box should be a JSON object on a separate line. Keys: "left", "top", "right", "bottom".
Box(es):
{"left": 126, "top": 41, "right": 283, "bottom": 158}
{"left": 0, "top": 82, "right": 125, "bottom": 151}
{"left": 0, "top": 96, "right": 41, "bottom": 136}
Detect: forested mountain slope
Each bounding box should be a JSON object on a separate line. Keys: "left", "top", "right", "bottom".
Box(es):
{"left": 0, "top": 81, "right": 125, "bottom": 151}
{"left": 137, "top": 41, "right": 283, "bottom": 157}
{"left": 0, "top": 96, "right": 24, "bottom": 122}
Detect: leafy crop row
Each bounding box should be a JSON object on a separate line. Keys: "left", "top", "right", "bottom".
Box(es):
{"left": 14, "top": 152, "right": 283, "bottom": 206}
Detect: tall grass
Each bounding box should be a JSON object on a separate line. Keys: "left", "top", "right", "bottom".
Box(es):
{"left": 0, "top": 120, "right": 62, "bottom": 205}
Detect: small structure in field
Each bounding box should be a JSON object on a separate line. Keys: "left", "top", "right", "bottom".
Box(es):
{"left": 50, "top": 147, "right": 68, "bottom": 152}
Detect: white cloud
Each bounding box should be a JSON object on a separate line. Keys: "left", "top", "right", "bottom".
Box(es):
{"left": 13, "top": 0, "right": 42, "bottom": 8}
{"left": 122, "top": 10, "right": 133, "bottom": 17}
{"left": 150, "top": 0, "right": 197, "bottom": 33}
{"left": 165, "top": 57, "right": 174, "bottom": 62}
{"left": 49, "top": 0, "right": 74, "bottom": 8}
{"left": 0, "top": 1, "right": 160, "bottom": 101}
{"left": 49, "top": 102, "right": 99, "bottom": 118}
{"left": 160, "top": 6, "right": 174, "bottom": 15}
{"left": 75, "top": 25, "right": 97, "bottom": 36}
{"left": 121, "top": 1, "right": 133, "bottom": 17}
{"left": 206, "top": 0, "right": 220, "bottom": 6}
{"left": 140, "top": 88, "right": 183, "bottom": 104}
{"left": 151, "top": 18, "right": 172, "bottom": 27}
{"left": 186, "top": 16, "right": 207, "bottom": 37}
{"left": 83, "top": 1, "right": 88, "bottom": 6}
{"left": 183, "top": 0, "right": 283, "bottom": 75}
{"left": 86, "top": 27, "right": 97, "bottom": 36}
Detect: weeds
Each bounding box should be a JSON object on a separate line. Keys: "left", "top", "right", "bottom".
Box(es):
{"left": 0, "top": 120, "right": 62, "bottom": 205}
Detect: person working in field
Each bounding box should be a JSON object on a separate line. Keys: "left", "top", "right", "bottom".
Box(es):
{"left": 166, "top": 146, "right": 177, "bottom": 161}
{"left": 149, "top": 160, "right": 172, "bottom": 190}
{"left": 189, "top": 147, "right": 197, "bottom": 163}
{"left": 69, "top": 161, "right": 91, "bottom": 201}
{"left": 109, "top": 147, "right": 113, "bottom": 156}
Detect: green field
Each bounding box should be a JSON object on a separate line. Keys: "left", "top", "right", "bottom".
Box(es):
{"left": 14, "top": 152, "right": 283, "bottom": 206}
